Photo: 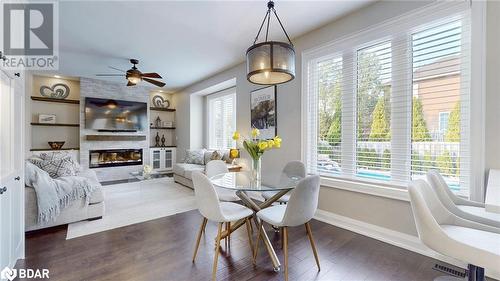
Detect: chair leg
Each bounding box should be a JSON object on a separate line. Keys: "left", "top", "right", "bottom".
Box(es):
{"left": 305, "top": 222, "right": 321, "bottom": 271}
{"left": 252, "top": 220, "right": 263, "bottom": 265}
{"left": 192, "top": 217, "right": 207, "bottom": 262}
{"left": 280, "top": 228, "right": 284, "bottom": 249}
{"left": 245, "top": 218, "right": 254, "bottom": 250}
{"left": 225, "top": 222, "right": 231, "bottom": 249}
{"left": 283, "top": 226, "right": 289, "bottom": 281}
{"left": 212, "top": 222, "right": 223, "bottom": 281}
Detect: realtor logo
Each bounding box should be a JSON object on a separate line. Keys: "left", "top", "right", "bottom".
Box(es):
{"left": 1, "top": 2, "right": 59, "bottom": 70}
{"left": 0, "top": 267, "right": 17, "bottom": 281}
{"left": 1, "top": 266, "right": 49, "bottom": 280}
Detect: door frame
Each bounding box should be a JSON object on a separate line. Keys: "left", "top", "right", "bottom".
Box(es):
{"left": 0, "top": 69, "right": 26, "bottom": 269}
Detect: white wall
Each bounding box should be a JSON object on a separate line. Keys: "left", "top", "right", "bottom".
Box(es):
{"left": 174, "top": 0, "right": 497, "bottom": 237}
{"left": 485, "top": 1, "right": 500, "bottom": 180}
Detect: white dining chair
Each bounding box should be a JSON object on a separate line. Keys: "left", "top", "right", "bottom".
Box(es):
{"left": 191, "top": 171, "right": 254, "bottom": 281}
{"left": 261, "top": 161, "right": 306, "bottom": 204}
{"left": 206, "top": 160, "right": 240, "bottom": 202}
{"left": 253, "top": 175, "right": 321, "bottom": 281}
{"left": 426, "top": 170, "right": 500, "bottom": 227}
{"left": 409, "top": 179, "right": 500, "bottom": 281}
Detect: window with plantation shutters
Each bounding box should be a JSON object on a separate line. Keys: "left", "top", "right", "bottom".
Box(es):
{"left": 207, "top": 89, "right": 236, "bottom": 150}
{"left": 303, "top": 2, "right": 471, "bottom": 195}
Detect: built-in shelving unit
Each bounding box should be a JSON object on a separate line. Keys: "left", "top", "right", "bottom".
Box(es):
{"left": 150, "top": 107, "right": 176, "bottom": 112}
{"left": 31, "top": 122, "right": 79, "bottom": 127}
{"left": 29, "top": 76, "right": 81, "bottom": 152}
{"left": 31, "top": 96, "right": 80, "bottom": 104}
{"left": 86, "top": 135, "right": 147, "bottom": 141}
{"left": 150, "top": 145, "right": 176, "bottom": 148}
{"left": 150, "top": 126, "right": 176, "bottom": 130}
{"left": 30, "top": 147, "right": 80, "bottom": 151}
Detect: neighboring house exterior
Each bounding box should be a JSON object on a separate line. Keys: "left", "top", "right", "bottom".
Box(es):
{"left": 413, "top": 56, "right": 461, "bottom": 141}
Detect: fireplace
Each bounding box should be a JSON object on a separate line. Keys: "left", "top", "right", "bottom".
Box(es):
{"left": 89, "top": 149, "right": 143, "bottom": 169}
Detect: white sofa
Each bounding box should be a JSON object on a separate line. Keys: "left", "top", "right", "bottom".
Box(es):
{"left": 25, "top": 169, "right": 105, "bottom": 232}
{"left": 174, "top": 149, "right": 236, "bottom": 189}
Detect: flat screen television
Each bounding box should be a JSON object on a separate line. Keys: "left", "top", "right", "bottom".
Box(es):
{"left": 85, "top": 97, "right": 147, "bottom": 132}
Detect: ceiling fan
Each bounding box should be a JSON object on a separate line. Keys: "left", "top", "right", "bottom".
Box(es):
{"left": 96, "top": 59, "right": 166, "bottom": 87}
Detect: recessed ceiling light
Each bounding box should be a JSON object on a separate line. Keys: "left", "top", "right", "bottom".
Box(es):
{"left": 54, "top": 75, "right": 61, "bottom": 78}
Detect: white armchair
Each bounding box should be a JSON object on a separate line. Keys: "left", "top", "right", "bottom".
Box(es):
{"left": 191, "top": 171, "right": 254, "bottom": 281}
{"left": 254, "top": 175, "right": 321, "bottom": 281}
{"left": 206, "top": 160, "right": 239, "bottom": 202}
{"left": 409, "top": 179, "right": 500, "bottom": 281}
{"left": 427, "top": 170, "right": 500, "bottom": 227}
{"left": 261, "top": 161, "right": 306, "bottom": 204}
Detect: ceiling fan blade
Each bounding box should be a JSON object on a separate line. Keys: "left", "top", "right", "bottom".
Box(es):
{"left": 127, "top": 81, "right": 136, "bottom": 86}
{"left": 143, "top": 77, "right": 166, "bottom": 88}
{"left": 96, "top": 74, "right": 124, "bottom": 76}
{"left": 142, "top": 72, "right": 162, "bottom": 79}
{"left": 108, "top": 66, "right": 126, "bottom": 72}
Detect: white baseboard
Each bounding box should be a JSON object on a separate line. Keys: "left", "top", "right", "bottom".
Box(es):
{"left": 314, "top": 209, "right": 500, "bottom": 280}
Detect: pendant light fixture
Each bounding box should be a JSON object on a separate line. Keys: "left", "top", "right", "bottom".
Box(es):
{"left": 246, "top": 1, "right": 295, "bottom": 85}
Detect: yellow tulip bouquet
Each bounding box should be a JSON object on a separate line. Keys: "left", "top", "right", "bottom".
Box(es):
{"left": 232, "top": 128, "right": 282, "bottom": 182}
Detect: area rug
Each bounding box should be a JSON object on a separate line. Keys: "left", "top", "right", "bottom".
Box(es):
{"left": 66, "top": 178, "right": 196, "bottom": 239}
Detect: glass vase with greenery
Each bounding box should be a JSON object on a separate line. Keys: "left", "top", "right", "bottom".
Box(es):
{"left": 232, "top": 128, "right": 282, "bottom": 183}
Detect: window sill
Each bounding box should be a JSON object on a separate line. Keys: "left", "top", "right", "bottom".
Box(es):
{"left": 319, "top": 176, "right": 410, "bottom": 202}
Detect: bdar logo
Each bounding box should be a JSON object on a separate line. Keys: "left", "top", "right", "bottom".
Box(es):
{"left": 0, "top": 267, "right": 17, "bottom": 281}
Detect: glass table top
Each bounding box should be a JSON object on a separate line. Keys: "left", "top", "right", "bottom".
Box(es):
{"left": 210, "top": 171, "right": 302, "bottom": 192}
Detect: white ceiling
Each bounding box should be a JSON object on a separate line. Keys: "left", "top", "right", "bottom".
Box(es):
{"left": 55, "top": 0, "right": 374, "bottom": 91}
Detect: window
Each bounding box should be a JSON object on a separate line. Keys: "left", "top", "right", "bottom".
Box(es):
{"left": 304, "top": 2, "right": 471, "bottom": 195}
{"left": 207, "top": 89, "right": 236, "bottom": 149}
{"left": 439, "top": 112, "right": 450, "bottom": 135}
{"left": 317, "top": 56, "right": 342, "bottom": 174}
{"left": 356, "top": 41, "right": 392, "bottom": 180}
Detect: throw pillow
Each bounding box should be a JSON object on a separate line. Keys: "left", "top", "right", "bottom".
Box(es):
{"left": 184, "top": 149, "right": 205, "bottom": 165}
{"left": 38, "top": 152, "right": 81, "bottom": 173}
{"left": 39, "top": 151, "right": 70, "bottom": 160}
{"left": 221, "top": 149, "right": 233, "bottom": 164}
{"left": 210, "top": 150, "right": 223, "bottom": 161}
{"left": 29, "top": 157, "right": 79, "bottom": 178}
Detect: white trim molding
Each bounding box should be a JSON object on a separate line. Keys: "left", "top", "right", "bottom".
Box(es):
{"left": 320, "top": 176, "right": 409, "bottom": 202}
{"left": 314, "top": 209, "right": 500, "bottom": 280}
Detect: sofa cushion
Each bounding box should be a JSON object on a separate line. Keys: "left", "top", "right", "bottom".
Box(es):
{"left": 173, "top": 163, "right": 205, "bottom": 179}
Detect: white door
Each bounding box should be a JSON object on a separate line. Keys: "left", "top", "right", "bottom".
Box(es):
{"left": 0, "top": 70, "right": 24, "bottom": 274}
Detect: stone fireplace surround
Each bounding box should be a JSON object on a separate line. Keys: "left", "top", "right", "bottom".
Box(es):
{"left": 80, "top": 78, "right": 150, "bottom": 182}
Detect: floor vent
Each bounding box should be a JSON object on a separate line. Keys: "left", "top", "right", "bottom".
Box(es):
{"left": 433, "top": 263, "right": 466, "bottom": 278}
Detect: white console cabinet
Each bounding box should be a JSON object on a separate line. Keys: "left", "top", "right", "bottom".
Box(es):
{"left": 150, "top": 147, "right": 176, "bottom": 171}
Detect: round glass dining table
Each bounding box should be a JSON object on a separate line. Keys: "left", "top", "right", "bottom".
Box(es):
{"left": 209, "top": 171, "right": 303, "bottom": 272}
{"left": 210, "top": 171, "right": 302, "bottom": 192}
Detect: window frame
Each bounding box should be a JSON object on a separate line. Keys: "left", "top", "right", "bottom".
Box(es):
{"left": 206, "top": 87, "right": 237, "bottom": 150}
{"left": 301, "top": 1, "right": 485, "bottom": 201}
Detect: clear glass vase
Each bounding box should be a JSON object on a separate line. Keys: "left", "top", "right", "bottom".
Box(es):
{"left": 251, "top": 157, "right": 262, "bottom": 184}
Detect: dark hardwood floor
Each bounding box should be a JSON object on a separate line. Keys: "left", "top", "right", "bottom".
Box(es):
{"left": 17, "top": 210, "right": 462, "bottom": 281}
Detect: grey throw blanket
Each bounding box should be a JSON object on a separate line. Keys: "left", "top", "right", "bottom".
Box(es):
{"left": 25, "top": 162, "right": 99, "bottom": 223}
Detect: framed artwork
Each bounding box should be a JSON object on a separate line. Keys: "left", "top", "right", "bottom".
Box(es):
{"left": 250, "top": 85, "right": 277, "bottom": 139}
{"left": 38, "top": 114, "right": 56, "bottom": 124}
